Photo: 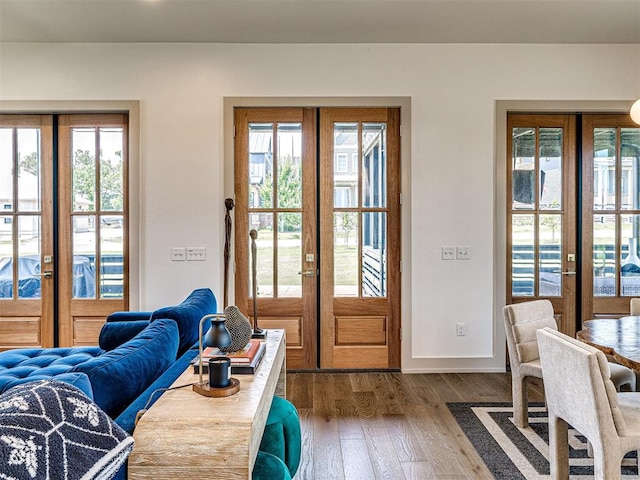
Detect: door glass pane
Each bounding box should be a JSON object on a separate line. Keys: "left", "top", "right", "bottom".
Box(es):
{"left": 593, "top": 128, "right": 616, "bottom": 211}
{"left": 18, "top": 215, "right": 40, "bottom": 299}
{"left": 512, "top": 128, "right": 535, "bottom": 210}
{"left": 250, "top": 212, "right": 273, "bottom": 298}
{"left": 276, "top": 123, "right": 302, "bottom": 209}
{"left": 539, "top": 128, "right": 562, "bottom": 210}
{"left": 512, "top": 214, "right": 534, "bottom": 296}
{"left": 539, "top": 214, "right": 561, "bottom": 296}
{"left": 334, "top": 123, "right": 358, "bottom": 208}
{"left": 335, "top": 212, "right": 358, "bottom": 296}
{"left": 621, "top": 128, "right": 640, "bottom": 210}
{"left": 99, "top": 128, "right": 124, "bottom": 211}
{"left": 100, "top": 215, "right": 124, "bottom": 299}
{"left": 72, "top": 128, "right": 96, "bottom": 212}
{"left": 362, "top": 212, "right": 386, "bottom": 297}
{"left": 0, "top": 216, "right": 11, "bottom": 299}
{"left": 0, "top": 129, "right": 13, "bottom": 211}
{"left": 277, "top": 213, "right": 301, "bottom": 297}
{"left": 73, "top": 215, "right": 96, "bottom": 299}
{"left": 621, "top": 214, "right": 640, "bottom": 296}
{"left": 362, "top": 123, "right": 386, "bottom": 208}
{"left": 249, "top": 123, "right": 273, "bottom": 209}
{"left": 17, "top": 128, "right": 40, "bottom": 212}
{"left": 594, "top": 214, "right": 616, "bottom": 296}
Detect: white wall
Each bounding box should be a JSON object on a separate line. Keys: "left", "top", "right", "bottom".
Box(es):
{"left": 1, "top": 43, "right": 639, "bottom": 372}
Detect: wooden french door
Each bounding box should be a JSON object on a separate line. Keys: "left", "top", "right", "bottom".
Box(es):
{"left": 582, "top": 114, "right": 640, "bottom": 320}
{"left": 507, "top": 112, "right": 640, "bottom": 331}
{"left": 0, "top": 115, "right": 55, "bottom": 349}
{"left": 0, "top": 114, "right": 128, "bottom": 350}
{"left": 234, "top": 107, "right": 401, "bottom": 370}
{"left": 506, "top": 114, "right": 577, "bottom": 336}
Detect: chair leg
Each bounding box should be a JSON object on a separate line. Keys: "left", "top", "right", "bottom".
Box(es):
{"left": 548, "top": 413, "right": 569, "bottom": 480}
{"left": 591, "top": 444, "right": 622, "bottom": 480}
{"left": 512, "top": 374, "right": 529, "bottom": 428}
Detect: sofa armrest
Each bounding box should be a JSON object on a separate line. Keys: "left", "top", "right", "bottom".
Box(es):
{"left": 106, "top": 311, "right": 153, "bottom": 323}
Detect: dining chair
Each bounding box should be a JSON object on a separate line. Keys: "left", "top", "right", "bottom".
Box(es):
{"left": 537, "top": 327, "right": 640, "bottom": 480}
{"left": 630, "top": 298, "right": 640, "bottom": 316}
{"left": 503, "top": 300, "right": 636, "bottom": 428}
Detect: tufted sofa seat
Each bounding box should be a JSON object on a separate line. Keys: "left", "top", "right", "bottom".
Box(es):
{"left": 0, "top": 347, "right": 100, "bottom": 395}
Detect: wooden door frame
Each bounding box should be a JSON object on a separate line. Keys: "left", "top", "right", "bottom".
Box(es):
{"left": 496, "top": 101, "right": 634, "bottom": 355}
{"left": 225, "top": 97, "right": 410, "bottom": 370}
{"left": 0, "top": 101, "right": 141, "bottom": 314}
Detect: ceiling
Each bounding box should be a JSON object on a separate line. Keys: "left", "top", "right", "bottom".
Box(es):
{"left": 1, "top": 0, "right": 639, "bottom": 44}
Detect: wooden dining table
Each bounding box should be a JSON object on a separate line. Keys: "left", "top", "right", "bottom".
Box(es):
{"left": 577, "top": 316, "right": 640, "bottom": 370}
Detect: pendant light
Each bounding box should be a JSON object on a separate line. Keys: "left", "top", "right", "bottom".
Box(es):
{"left": 631, "top": 98, "right": 640, "bottom": 125}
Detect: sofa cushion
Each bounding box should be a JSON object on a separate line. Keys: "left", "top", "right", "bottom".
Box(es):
{"left": 99, "top": 320, "right": 150, "bottom": 351}
{"left": 0, "top": 346, "right": 102, "bottom": 395}
{"left": 1, "top": 372, "right": 94, "bottom": 399}
{"left": 73, "top": 319, "right": 179, "bottom": 418}
{"left": 150, "top": 288, "right": 217, "bottom": 356}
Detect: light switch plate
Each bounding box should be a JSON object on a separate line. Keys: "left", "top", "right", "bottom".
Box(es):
{"left": 442, "top": 246, "right": 456, "bottom": 260}
{"left": 456, "top": 246, "right": 471, "bottom": 260}
{"left": 186, "top": 247, "right": 206, "bottom": 261}
{"left": 171, "top": 247, "right": 186, "bottom": 261}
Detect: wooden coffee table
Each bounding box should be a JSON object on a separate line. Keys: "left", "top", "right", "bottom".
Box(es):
{"left": 577, "top": 317, "right": 640, "bottom": 371}
{"left": 128, "top": 329, "right": 286, "bottom": 479}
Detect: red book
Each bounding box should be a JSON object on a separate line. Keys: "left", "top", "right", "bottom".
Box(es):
{"left": 202, "top": 339, "right": 261, "bottom": 363}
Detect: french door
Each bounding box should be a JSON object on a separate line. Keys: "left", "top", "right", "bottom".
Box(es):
{"left": 234, "top": 107, "right": 401, "bottom": 370}
{"left": 507, "top": 112, "right": 640, "bottom": 333}
{"left": 507, "top": 114, "right": 577, "bottom": 335}
{"left": 0, "top": 114, "right": 128, "bottom": 350}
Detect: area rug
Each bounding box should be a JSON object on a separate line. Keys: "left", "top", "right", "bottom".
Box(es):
{"left": 447, "top": 402, "right": 637, "bottom": 479}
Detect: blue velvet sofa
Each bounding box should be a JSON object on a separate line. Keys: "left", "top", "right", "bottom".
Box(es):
{"left": 0, "top": 288, "right": 299, "bottom": 480}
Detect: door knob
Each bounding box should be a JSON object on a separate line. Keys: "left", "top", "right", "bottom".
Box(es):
{"left": 297, "top": 270, "right": 315, "bottom": 277}
{"left": 34, "top": 271, "right": 53, "bottom": 279}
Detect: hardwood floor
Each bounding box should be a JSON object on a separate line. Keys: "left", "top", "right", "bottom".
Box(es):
{"left": 286, "top": 372, "right": 545, "bottom": 480}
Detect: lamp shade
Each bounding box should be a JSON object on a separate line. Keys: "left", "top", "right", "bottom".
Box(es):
{"left": 203, "top": 316, "right": 232, "bottom": 349}
{"left": 631, "top": 99, "right": 640, "bottom": 125}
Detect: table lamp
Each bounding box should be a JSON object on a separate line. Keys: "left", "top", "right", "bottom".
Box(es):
{"left": 193, "top": 313, "right": 241, "bottom": 397}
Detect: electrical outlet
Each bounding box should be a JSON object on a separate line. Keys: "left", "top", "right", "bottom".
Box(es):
{"left": 186, "top": 247, "right": 206, "bottom": 261}
{"left": 456, "top": 246, "right": 471, "bottom": 260}
{"left": 442, "top": 246, "right": 456, "bottom": 260}
{"left": 171, "top": 247, "right": 186, "bottom": 261}
{"left": 456, "top": 322, "right": 466, "bottom": 336}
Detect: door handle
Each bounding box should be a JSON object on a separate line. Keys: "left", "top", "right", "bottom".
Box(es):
{"left": 34, "top": 271, "right": 53, "bottom": 279}
{"left": 298, "top": 270, "right": 315, "bottom": 277}
{"left": 552, "top": 269, "right": 576, "bottom": 276}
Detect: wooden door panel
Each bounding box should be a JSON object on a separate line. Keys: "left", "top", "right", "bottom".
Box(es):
{"left": 506, "top": 114, "right": 576, "bottom": 337}
{"left": 235, "top": 107, "right": 317, "bottom": 370}
{"left": 582, "top": 114, "right": 640, "bottom": 321}
{"left": 319, "top": 108, "right": 401, "bottom": 369}
{"left": 58, "top": 114, "right": 128, "bottom": 346}
{"left": 0, "top": 115, "right": 54, "bottom": 349}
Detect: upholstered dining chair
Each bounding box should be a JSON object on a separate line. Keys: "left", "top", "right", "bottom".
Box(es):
{"left": 503, "top": 300, "right": 636, "bottom": 428}
{"left": 537, "top": 327, "right": 640, "bottom": 480}
{"left": 630, "top": 298, "right": 640, "bottom": 316}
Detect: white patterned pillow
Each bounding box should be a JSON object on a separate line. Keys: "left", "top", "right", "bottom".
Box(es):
{"left": 0, "top": 380, "right": 134, "bottom": 480}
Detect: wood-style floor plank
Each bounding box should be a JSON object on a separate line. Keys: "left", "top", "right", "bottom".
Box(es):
{"left": 287, "top": 372, "right": 540, "bottom": 480}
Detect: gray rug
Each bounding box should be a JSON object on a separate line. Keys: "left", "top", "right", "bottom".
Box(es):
{"left": 447, "top": 402, "right": 637, "bottom": 479}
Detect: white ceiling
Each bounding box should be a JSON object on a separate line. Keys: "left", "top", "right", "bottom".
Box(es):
{"left": 1, "top": 0, "right": 639, "bottom": 44}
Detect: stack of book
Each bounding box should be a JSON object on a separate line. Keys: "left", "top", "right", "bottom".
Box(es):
{"left": 192, "top": 339, "right": 266, "bottom": 374}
